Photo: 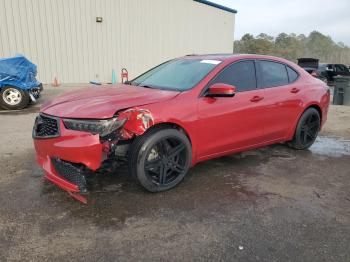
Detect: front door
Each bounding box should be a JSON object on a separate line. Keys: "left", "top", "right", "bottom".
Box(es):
{"left": 197, "top": 60, "right": 266, "bottom": 159}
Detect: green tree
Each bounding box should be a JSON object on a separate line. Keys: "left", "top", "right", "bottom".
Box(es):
{"left": 233, "top": 31, "right": 350, "bottom": 65}
{"left": 234, "top": 33, "right": 274, "bottom": 55}
{"left": 275, "top": 33, "right": 303, "bottom": 60}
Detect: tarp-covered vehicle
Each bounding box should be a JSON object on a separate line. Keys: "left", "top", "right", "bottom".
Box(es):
{"left": 0, "top": 55, "right": 43, "bottom": 110}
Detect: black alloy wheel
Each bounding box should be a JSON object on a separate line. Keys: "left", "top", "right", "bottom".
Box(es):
{"left": 144, "top": 137, "right": 187, "bottom": 186}
{"left": 128, "top": 128, "right": 192, "bottom": 192}
{"left": 288, "top": 108, "right": 321, "bottom": 150}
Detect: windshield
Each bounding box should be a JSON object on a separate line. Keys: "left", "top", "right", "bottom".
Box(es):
{"left": 130, "top": 59, "right": 222, "bottom": 91}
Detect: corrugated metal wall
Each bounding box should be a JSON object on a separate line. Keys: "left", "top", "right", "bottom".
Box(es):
{"left": 0, "top": 0, "right": 235, "bottom": 83}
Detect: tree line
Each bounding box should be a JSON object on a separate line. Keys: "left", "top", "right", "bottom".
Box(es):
{"left": 233, "top": 31, "right": 350, "bottom": 65}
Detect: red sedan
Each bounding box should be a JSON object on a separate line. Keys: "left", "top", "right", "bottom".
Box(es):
{"left": 33, "top": 54, "right": 330, "bottom": 199}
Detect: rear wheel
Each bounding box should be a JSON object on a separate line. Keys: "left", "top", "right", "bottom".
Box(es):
{"left": 0, "top": 86, "right": 30, "bottom": 110}
{"left": 288, "top": 108, "right": 320, "bottom": 150}
{"left": 128, "top": 127, "right": 192, "bottom": 192}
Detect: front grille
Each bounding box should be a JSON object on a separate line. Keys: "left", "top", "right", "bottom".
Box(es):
{"left": 33, "top": 114, "right": 60, "bottom": 138}
{"left": 51, "top": 158, "right": 87, "bottom": 192}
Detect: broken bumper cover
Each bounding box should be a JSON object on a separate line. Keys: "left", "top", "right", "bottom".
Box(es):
{"left": 51, "top": 158, "right": 88, "bottom": 192}
{"left": 33, "top": 117, "right": 105, "bottom": 194}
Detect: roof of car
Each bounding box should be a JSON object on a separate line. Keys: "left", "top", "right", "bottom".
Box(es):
{"left": 183, "top": 54, "right": 292, "bottom": 62}
{"left": 183, "top": 54, "right": 237, "bottom": 61}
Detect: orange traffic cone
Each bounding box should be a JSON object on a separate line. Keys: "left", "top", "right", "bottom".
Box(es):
{"left": 52, "top": 77, "right": 60, "bottom": 87}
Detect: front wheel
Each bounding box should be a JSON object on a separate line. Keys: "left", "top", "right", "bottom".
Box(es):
{"left": 0, "top": 86, "right": 30, "bottom": 110}
{"left": 288, "top": 108, "right": 321, "bottom": 150}
{"left": 128, "top": 127, "right": 192, "bottom": 192}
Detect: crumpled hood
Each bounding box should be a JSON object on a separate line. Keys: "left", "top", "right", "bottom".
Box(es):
{"left": 41, "top": 84, "right": 179, "bottom": 119}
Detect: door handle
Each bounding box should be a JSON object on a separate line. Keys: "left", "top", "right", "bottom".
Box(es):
{"left": 290, "top": 88, "right": 300, "bottom": 93}
{"left": 250, "top": 96, "right": 264, "bottom": 102}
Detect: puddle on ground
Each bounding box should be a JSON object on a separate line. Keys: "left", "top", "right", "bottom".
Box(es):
{"left": 310, "top": 136, "right": 350, "bottom": 157}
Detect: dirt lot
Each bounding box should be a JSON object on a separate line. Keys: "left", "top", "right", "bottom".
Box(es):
{"left": 0, "top": 85, "right": 349, "bottom": 262}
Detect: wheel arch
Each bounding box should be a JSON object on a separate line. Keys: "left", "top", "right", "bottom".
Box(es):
{"left": 142, "top": 121, "right": 197, "bottom": 165}
{"left": 306, "top": 104, "right": 322, "bottom": 123}
{"left": 287, "top": 103, "right": 322, "bottom": 149}
{"left": 117, "top": 107, "right": 196, "bottom": 163}
{"left": 145, "top": 121, "right": 193, "bottom": 146}
{"left": 127, "top": 120, "right": 193, "bottom": 192}
{"left": 287, "top": 103, "right": 322, "bottom": 141}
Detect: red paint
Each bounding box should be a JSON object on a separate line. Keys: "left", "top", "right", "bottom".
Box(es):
{"left": 118, "top": 108, "right": 154, "bottom": 138}
{"left": 207, "top": 83, "right": 236, "bottom": 96}
{"left": 68, "top": 191, "right": 88, "bottom": 204}
{"left": 34, "top": 119, "right": 104, "bottom": 170}
{"left": 34, "top": 119, "right": 105, "bottom": 198}
{"left": 40, "top": 84, "right": 179, "bottom": 119}
{"left": 33, "top": 54, "right": 330, "bottom": 197}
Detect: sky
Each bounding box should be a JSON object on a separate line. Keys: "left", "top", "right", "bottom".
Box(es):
{"left": 212, "top": 0, "right": 350, "bottom": 46}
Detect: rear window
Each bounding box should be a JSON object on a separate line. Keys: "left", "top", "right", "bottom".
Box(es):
{"left": 260, "top": 61, "right": 289, "bottom": 88}
{"left": 286, "top": 66, "right": 299, "bottom": 83}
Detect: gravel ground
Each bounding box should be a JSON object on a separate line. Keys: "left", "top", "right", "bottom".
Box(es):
{"left": 0, "top": 85, "right": 349, "bottom": 262}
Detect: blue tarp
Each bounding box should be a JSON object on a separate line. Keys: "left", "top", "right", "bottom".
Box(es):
{"left": 0, "top": 55, "right": 40, "bottom": 89}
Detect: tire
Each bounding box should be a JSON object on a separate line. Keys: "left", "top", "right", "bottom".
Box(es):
{"left": 288, "top": 108, "right": 321, "bottom": 150}
{"left": 0, "top": 86, "right": 30, "bottom": 110}
{"left": 128, "top": 127, "right": 192, "bottom": 192}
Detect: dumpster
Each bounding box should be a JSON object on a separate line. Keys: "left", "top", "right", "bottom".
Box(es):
{"left": 333, "top": 76, "right": 350, "bottom": 105}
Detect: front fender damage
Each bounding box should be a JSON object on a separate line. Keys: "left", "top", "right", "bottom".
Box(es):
{"left": 117, "top": 108, "right": 154, "bottom": 139}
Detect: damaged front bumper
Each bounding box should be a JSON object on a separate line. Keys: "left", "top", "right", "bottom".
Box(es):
{"left": 33, "top": 108, "right": 154, "bottom": 203}
{"left": 51, "top": 158, "right": 88, "bottom": 192}
{"left": 33, "top": 115, "right": 107, "bottom": 201}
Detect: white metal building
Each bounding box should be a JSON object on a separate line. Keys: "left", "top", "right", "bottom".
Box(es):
{"left": 0, "top": 0, "right": 236, "bottom": 83}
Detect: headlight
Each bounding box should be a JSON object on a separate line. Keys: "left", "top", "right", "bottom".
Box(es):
{"left": 63, "top": 117, "right": 126, "bottom": 137}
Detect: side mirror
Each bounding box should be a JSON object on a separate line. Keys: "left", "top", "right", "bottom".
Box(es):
{"left": 206, "top": 83, "right": 236, "bottom": 97}
{"left": 326, "top": 67, "right": 334, "bottom": 72}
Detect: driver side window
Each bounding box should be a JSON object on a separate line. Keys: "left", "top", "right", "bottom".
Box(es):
{"left": 210, "top": 60, "right": 257, "bottom": 92}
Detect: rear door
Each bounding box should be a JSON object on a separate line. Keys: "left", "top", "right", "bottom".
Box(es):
{"left": 256, "top": 60, "right": 303, "bottom": 141}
